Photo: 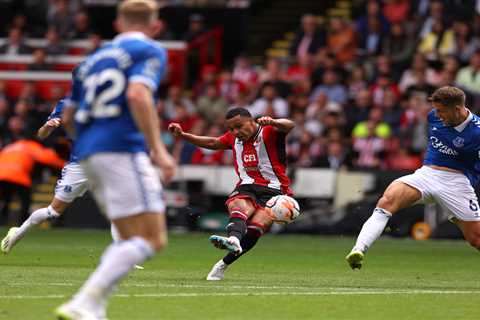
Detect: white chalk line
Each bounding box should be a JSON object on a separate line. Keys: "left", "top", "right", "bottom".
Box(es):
{"left": 2, "top": 289, "right": 480, "bottom": 300}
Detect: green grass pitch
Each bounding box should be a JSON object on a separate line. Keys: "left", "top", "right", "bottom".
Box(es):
{"left": 0, "top": 227, "right": 479, "bottom": 319}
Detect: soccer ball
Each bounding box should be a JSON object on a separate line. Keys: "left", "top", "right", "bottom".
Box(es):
{"left": 266, "top": 195, "right": 300, "bottom": 224}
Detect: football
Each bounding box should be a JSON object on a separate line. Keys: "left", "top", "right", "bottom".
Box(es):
{"left": 266, "top": 195, "right": 301, "bottom": 224}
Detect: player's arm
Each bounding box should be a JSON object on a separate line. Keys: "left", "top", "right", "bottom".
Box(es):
{"left": 62, "top": 106, "right": 76, "bottom": 138}
{"left": 256, "top": 116, "right": 295, "bottom": 133}
{"left": 37, "top": 118, "right": 62, "bottom": 140}
{"left": 127, "top": 82, "right": 176, "bottom": 182}
{"left": 168, "top": 123, "right": 228, "bottom": 150}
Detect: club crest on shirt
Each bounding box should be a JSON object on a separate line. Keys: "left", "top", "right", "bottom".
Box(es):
{"left": 453, "top": 137, "right": 465, "bottom": 148}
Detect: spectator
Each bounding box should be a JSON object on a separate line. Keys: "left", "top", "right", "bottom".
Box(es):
{"left": 382, "top": 22, "right": 416, "bottom": 71}
{"left": 399, "top": 53, "right": 441, "bottom": 91}
{"left": 28, "top": 48, "right": 52, "bottom": 71}
{"left": 0, "top": 98, "right": 10, "bottom": 141}
{"left": 315, "top": 140, "right": 352, "bottom": 169}
{"left": 163, "top": 86, "right": 197, "bottom": 121}
{"left": 258, "top": 58, "right": 292, "bottom": 99}
{"left": 0, "top": 27, "right": 32, "bottom": 55}
{"left": 419, "top": 0, "right": 447, "bottom": 38}
{"left": 70, "top": 11, "right": 91, "bottom": 39}
{"left": 155, "top": 17, "right": 175, "bottom": 41}
{"left": 455, "top": 50, "right": 480, "bottom": 95}
{"left": 196, "top": 84, "right": 229, "bottom": 124}
{"left": 356, "top": 0, "right": 390, "bottom": 36}
{"left": 383, "top": 0, "right": 411, "bottom": 24}
{"left": 358, "top": 16, "right": 385, "bottom": 58}
{"left": 352, "top": 107, "right": 392, "bottom": 139}
{"left": 310, "top": 69, "right": 348, "bottom": 105}
{"left": 346, "top": 65, "right": 368, "bottom": 99}
{"left": 47, "top": 0, "right": 74, "bottom": 38}
{"left": 44, "top": 27, "right": 67, "bottom": 56}
{"left": 352, "top": 121, "right": 387, "bottom": 169}
{"left": 345, "top": 89, "right": 373, "bottom": 133}
{"left": 232, "top": 55, "right": 258, "bottom": 87}
{"left": 87, "top": 32, "right": 103, "bottom": 54}
{"left": 289, "top": 14, "right": 326, "bottom": 60}
{"left": 417, "top": 18, "right": 455, "bottom": 62}
{"left": 217, "top": 69, "right": 247, "bottom": 103}
{"left": 370, "top": 73, "right": 401, "bottom": 107}
{"left": 327, "top": 17, "right": 357, "bottom": 64}
{"left": 451, "top": 20, "right": 480, "bottom": 64}
{"left": 249, "top": 84, "right": 289, "bottom": 118}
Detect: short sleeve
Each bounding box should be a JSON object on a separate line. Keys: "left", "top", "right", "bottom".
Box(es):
{"left": 47, "top": 100, "right": 65, "bottom": 120}
{"left": 218, "top": 132, "right": 235, "bottom": 148}
{"left": 129, "top": 45, "right": 167, "bottom": 91}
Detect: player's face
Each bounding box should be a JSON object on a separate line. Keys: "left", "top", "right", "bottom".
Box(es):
{"left": 433, "top": 102, "right": 462, "bottom": 126}
{"left": 226, "top": 115, "right": 257, "bottom": 141}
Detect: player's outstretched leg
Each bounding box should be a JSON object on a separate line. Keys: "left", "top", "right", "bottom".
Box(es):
{"left": 345, "top": 207, "right": 392, "bottom": 269}
{"left": 207, "top": 223, "right": 264, "bottom": 280}
{"left": 1, "top": 205, "right": 61, "bottom": 254}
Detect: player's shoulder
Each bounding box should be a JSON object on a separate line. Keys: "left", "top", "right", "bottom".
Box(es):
{"left": 117, "top": 33, "right": 166, "bottom": 59}
{"left": 467, "top": 112, "right": 480, "bottom": 134}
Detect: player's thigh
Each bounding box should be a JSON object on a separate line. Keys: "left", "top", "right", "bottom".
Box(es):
{"left": 378, "top": 181, "right": 422, "bottom": 213}
{"left": 227, "top": 197, "right": 256, "bottom": 218}
{"left": 250, "top": 207, "right": 274, "bottom": 228}
{"left": 113, "top": 212, "right": 167, "bottom": 251}
{"left": 82, "top": 152, "right": 165, "bottom": 219}
{"left": 54, "top": 162, "right": 88, "bottom": 205}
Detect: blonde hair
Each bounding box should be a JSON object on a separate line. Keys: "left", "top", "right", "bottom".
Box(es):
{"left": 117, "top": 0, "right": 158, "bottom": 26}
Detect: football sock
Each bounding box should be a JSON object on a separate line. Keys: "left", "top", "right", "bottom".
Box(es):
{"left": 226, "top": 208, "right": 248, "bottom": 241}
{"left": 74, "top": 236, "right": 154, "bottom": 307}
{"left": 223, "top": 227, "right": 262, "bottom": 265}
{"left": 352, "top": 207, "right": 392, "bottom": 253}
{"left": 15, "top": 205, "right": 60, "bottom": 240}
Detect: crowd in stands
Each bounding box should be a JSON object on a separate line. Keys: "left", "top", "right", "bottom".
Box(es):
{"left": 1, "top": 0, "right": 480, "bottom": 173}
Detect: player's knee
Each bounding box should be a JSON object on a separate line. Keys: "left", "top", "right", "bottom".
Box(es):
{"left": 377, "top": 194, "right": 396, "bottom": 212}
{"left": 467, "top": 235, "right": 480, "bottom": 250}
{"left": 148, "top": 234, "right": 168, "bottom": 252}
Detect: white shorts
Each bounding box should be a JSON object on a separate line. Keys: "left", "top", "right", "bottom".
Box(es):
{"left": 81, "top": 152, "right": 165, "bottom": 220}
{"left": 396, "top": 166, "right": 480, "bottom": 222}
{"left": 55, "top": 162, "right": 88, "bottom": 203}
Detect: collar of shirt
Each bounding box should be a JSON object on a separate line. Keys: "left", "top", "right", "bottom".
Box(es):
{"left": 113, "top": 31, "right": 147, "bottom": 43}
{"left": 454, "top": 110, "right": 473, "bottom": 132}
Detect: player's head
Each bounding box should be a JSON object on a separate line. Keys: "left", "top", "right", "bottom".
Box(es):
{"left": 429, "top": 86, "right": 467, "bottom": 126}
{"left": 225, "top": 108, "right": 257, "bottom": 141}
{"left": 116, "top": 0, "right": 158, "bottom": 35}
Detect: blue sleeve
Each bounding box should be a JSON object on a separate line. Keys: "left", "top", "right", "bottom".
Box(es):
{"left": 69, "top": 74, "right": 82, "bottom": 106}
{"left": 128, "top": 45, "right": 167, "bottom": 91}
{"left": 47, "top": 100, "right": 65, "bottom": 120}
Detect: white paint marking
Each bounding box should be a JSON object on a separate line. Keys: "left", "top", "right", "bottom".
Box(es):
{"left": 2, "top": 290, "right": 480, "bottom": 300}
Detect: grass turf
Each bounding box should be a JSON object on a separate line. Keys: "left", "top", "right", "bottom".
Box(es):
{"left": 0, "top": 228, "right": 479, "bottom": 319}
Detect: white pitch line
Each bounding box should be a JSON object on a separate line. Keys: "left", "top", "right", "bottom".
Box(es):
{"left": 3, "top": 290, "right": 480, "bottom": 300}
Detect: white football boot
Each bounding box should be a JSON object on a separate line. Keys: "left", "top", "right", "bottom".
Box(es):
{"left": 1, "top": 227, "right": 19, "bottom": 254}
{"left": 209, "top": 235, "right": 242, "bottom": 255}
{"left": 206, "top": 259, "right": 228, "bottom": 281}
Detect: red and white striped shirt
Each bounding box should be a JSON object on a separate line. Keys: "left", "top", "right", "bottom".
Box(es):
{"left": 218, "top": 125, "right": 292, "bottom": 195}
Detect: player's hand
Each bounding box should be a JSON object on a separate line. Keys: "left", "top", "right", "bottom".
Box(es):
{"left": 256, "top": 116, "right": 276, "bottom": 126}
{"left": 168, "top": 123, "right": 183, "bottom": 137}
{"left": 151, "top": 150, "right": 177, "bottom": 184}
{"left": 45, "top": 118, "right": 62, "bottom": 128}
